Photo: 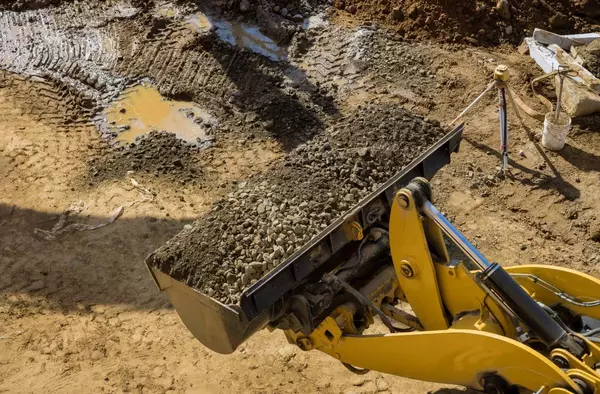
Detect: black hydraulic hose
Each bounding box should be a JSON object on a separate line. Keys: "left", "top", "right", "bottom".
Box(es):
{"left": 481, "top": 263, "right": 572, "bottom": 349}
{"left": 584, "top": 327, "right": 600, "bottom": 337}
{"left": 325, "top": 274, "right": 413, "bottom": 334}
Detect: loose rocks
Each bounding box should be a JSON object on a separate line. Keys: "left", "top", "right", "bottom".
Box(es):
{"left": 88, "top": 131, "right": 202, "bottom": 184}
{"left": 148, "top": 104, "right": 447, "bottom": 305}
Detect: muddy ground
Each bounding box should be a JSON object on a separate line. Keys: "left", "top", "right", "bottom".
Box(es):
{"left": 1, "top": 0, "right": 600, "bottom": 393}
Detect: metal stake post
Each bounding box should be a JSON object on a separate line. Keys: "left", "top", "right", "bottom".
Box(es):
{"left": 495, "top": 65, "right": 510, "bottom": 171}
{"left": 451, "top": 65, "right": 514, "bottom": 172}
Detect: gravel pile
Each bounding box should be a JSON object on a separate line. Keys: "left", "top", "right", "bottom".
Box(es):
{"left": 88, "top": 131, "right": 202, "bottom": 184}
{"left": 148, "top": 104, "right": 446, "bottom": 304}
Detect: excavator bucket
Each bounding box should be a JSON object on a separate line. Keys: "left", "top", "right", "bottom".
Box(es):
{"left": 146, "top": 125, "right": 463, "bottom": 354}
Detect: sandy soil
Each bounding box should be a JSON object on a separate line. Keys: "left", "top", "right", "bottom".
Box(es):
{"left": 1, "top": 1, "right": 600, "bottom": 393}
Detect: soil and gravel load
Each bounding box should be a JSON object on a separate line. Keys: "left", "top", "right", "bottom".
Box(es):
{"left": 148, "top": 104, "right": 447, "bottom": 305}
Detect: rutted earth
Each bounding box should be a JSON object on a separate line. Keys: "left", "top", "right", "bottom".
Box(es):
{"left": 1, "top": 0, "right": 600, "bottom": 393}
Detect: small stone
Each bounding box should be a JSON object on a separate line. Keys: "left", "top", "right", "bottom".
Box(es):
{"left": 391, "top": 6, "right": 403, "bottom": 21}
{"left": 226, "top": 272, "right": 237, "bottom": 284}
{"left": 464, "top": 37, "right": 479, "bottom": 45}
{"left": 549, "top": 12, "right": 570, "bottom": 29}
{"left": 587, "top": 40, "right": 600, "bottom": 56}
{"left": 347, "top": 5, "right": 357, "bottom": 14}
{"left": 257, "top": 204, "right": 266, "bottom": 214}
{"left": 518, "top": 40, "right": 530, "bottom": 55}
{"left": 280, "top": 7, "right": 288, "bottom": 16}
{"left": 241, "top": 273, "right": 250, "bottom": 286}
{"left": 278, "top": 346, "right": 296, "bottom": 362}
{"left": 245, "top": 265, "right": 256, "bottom": 275}
{"left": 271, "top": 248, "right": 282, "bottom": 259}
{"left": 376, "top": 378, "right": 389, "bottom": 391}
{"left": 292, "top": 14, "right": 304, "bottom": 22}
{"left": 496, "top": 0, "right": 510, "bottom": 20}
{"left": 239, "top": 0, "right": 250, "bottom": 12}
{"left": 357, "top": 147, "right": 370, "bottom": 157}
{"left": 273, "top": 5, "right": 280, "bottom": 12}
{"left": 293, "top": 225, "right": 304, "bottom": 236}
{"left": 407, "top": 4, "right": 419, "bottom": 19}
{"left": 589, "top": 221, "right": 600, "bottom": 242}
{"left": 505, "top": 25, "right": 513, "bottom": 35}
{"left": 520, "top": 243, "right": 527, "bottom": 251}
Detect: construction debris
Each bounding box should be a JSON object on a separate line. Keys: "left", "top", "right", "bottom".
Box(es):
{"left": 532, "top": 28, "right": 600, "bottom": 50}
{"left": 525, "top": 29, "right": 600, "bottom": 117}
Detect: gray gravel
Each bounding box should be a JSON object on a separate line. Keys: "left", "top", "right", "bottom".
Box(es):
{"left": 148, "top": 103, "right": 447, "bottom": 304}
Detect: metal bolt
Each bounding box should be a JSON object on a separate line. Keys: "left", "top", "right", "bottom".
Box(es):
{"left": 397, "top": 194, "right": 410, "bottom": 209}
{"left": 296, "top": 337, "right": 312, "bottom": 351}
{"left": 552, "top": 355, "right": 569, "bottom": 369}
{"left": 400, "top": 262, "right": 414, "bottom": 278}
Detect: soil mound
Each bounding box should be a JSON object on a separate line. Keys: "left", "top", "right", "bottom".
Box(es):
{"left": 332, "top": 0, "right": 600, "bottom": 45}
{"left": 88, "top": 131, "right": 203, "bottom": 184}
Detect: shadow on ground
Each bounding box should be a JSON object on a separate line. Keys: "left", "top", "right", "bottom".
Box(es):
{"left": 0, "top": 203, "right": 193, "bottom": 312}
{"left": 465, "top": 137, "right": 580, "bottom": 201}
{"left": 559, "top": 143, "right": 600, "bottom": 172}
{"left": 185, "top": 30, "right": 339, "bottom": 152}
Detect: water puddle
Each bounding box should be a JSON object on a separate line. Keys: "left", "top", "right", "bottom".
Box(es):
{"left": 102, "top": 83, "right": 216, "bottom": 146}
{"left": 187, "top": 12, "right": 286, "bottom": 62}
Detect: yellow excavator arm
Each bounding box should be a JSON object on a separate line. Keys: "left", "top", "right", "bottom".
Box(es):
{"left": 284, "top": 178, "right": 600, "bottom": 394}
{"left": 147, "top": 129, "right": 600, "bottom": 394}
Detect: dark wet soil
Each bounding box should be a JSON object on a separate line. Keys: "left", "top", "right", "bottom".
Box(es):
{"left": 88, "top": 131, "right": 203, "bottom": 184}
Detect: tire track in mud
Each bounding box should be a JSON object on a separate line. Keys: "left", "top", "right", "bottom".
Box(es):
{"left": 294, "top": 26, "right": 373, "bottom": 91}
{"left": 117, "top": 21, "right": 272, "bottom": 110}
{"left": 0, "top": 71, "right": 100, "bottom": 192}
{"left": 0, "top": 0, "right": 375, "bottom": 154}
{"left": 0, "top": 1, "right": 137, "bottom": 101}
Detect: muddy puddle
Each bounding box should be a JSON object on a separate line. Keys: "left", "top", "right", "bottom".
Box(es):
{"left": 187, "top": 12, "right": 286, "bottom": 61}
{"left": 102, "top": 83, "right": 216, "bottom": 146}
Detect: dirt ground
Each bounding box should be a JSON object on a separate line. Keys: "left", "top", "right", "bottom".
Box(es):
{"left": 1, "top": 0, "right": 600, "bottom": 393}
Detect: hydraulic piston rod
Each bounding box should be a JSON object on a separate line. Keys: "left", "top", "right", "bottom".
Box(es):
{"left": 421, "top": 200, "right": 491, "bottom": 271}
{"left": 407, "top": 179, "right": 585, "bottom": 355}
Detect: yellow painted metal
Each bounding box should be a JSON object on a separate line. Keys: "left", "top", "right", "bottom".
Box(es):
{"left": 389, "top": 191, "right": 448, "bottom": 330}
{"left": 435, "top": 263, "right": 515, "bottom": 337}
{"left": 343, "top": 220, "right": 364, "bottom": 241}
{"left": 450, "top": 310, "right": 504, "bottom": 335}
{"left": 567, "top": 369, "right": 600, "bottom": 393}
{"left": 553, "top": 348, "right": 600, "bottom": 384}
{"left": 494, "top": 65, "right": 510, "bottom": 82}
{"left": 305, "top": 317, "right": 579, "bottom": 393}
{"left": 580, "top": 335, "right": 600, "bottom": 370}
{"left": 505, "top": 265, "right": 600, "bottom": 320}
{"left": 285, "top": 184, "right": 600, "bottom": 394}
